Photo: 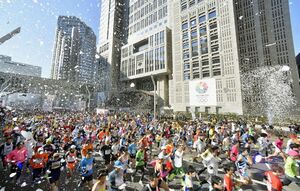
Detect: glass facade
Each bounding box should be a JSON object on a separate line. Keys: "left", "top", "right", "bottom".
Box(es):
{"left": 121, "top": 29, "right": 167, "bottom": 78}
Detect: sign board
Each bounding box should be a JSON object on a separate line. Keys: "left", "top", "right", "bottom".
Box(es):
{"left": 189, "top": 78, "right": 217, "bottom": 106}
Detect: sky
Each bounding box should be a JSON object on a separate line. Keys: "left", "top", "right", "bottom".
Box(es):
{"left": 0, "top": 0, "right": 299, "bottom": 78}
{"left": 0, "top": 0, "right": 100, "bottom": 78}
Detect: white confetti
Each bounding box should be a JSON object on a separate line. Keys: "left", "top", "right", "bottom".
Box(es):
{"left": 265, "top": 42, "right": 276, "bottom": 47}
{"left": 21, "top": 182, "right": 27, "bottom": 187}
{"left": 9, "top": 173, "right": 16, "bottom": 178}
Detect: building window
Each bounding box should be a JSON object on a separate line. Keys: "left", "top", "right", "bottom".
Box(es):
{"left": 181, "top": 4, "right": 187, "bottom": 11}
{"left": 199, "top": 15, "right": 206, "bottom": 23}
{"left": 211, "top": 45, "right": 219, "bottom": 52}
{"left": 159, "top": 31, "right": 164, "bottom": 44}
{"left": 191, "top": 40, "right": 198, "bottom": 57}
{"left": 182, "top": 32, "right": 189, "bottom": 40}
{"left": 210, "top": 34, "right": 218, "bottom": 41}
{"left": 184, "top": 63, "right": 190, "bottom": 70}
{"left": 182, "top": 22, "right": 188, "bottom": 30}
{"left": 209, "top": 23, "right": 217, "bottom": 30}
{"left": 183, "top": 52, "right": 190, "bottom": 59}
{"left": 184, "top": 73, "right": 190, "bottom": 80}
{"left": 212, "top": 57, "right": 220, "bottom": 64}
{"left": 190, "top": 19, "right": 196, "bottom": 27}
{"left": 160, "top": 46, "right": 165, "bottom": 69}
{"left": 199, "top": 27, "right": 207, "bottom": 36}
{"left": 193, "top": 73, "right": 200, "bottom": 79}
{"left": 213, "top": 70, "right": 221, "bottom": 76}
{"left": 155, "top": 48, "right": 159, "bottom": 70}
{"left": 200, "top": 37, "right": 208, "bottom": 54}
{"left": 191, "top": 30, "right": 197, "bottom": 39}
{"left": 182, "top": 42, "right": 189, "bottom": 49}
{"left": 202, "top": 60, "right": 209, "bottom": 66}
{"left": 208, "top": 11, "right": 216, "bottom": 19}
{"left": 202, "top": 71, "right": 210, "bottom": 78}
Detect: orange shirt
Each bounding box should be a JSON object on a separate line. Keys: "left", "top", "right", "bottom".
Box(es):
{"left": 30, "top": 153, "right": 48, "bottom": 169}
{"left": 97, "top": 131, "right": 107, "bottom": 141}
{"left": 165, "top": 144, "right": 174, "bottom": 155}
{"left": 81, "top": 144, "right": 94, "bottom": 157}
{"left": 264, "top": 171, "right": 283, "bottom": 191}
{"left": 224, "top": 174, "right": 234, "bottom": 191}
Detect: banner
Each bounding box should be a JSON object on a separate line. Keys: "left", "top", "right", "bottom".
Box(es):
{"left": 189, "top": 78, "right": 217, "bottom": 106}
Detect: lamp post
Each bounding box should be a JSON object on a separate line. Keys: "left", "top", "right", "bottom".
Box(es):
{"left": 151, "top": 75, "right": 156, "bottom": 120}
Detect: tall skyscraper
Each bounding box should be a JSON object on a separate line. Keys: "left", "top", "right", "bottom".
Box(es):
{"left": 120, "top": 0, "right": 172, "bottom": 106}
{"left": 234, "top": 0, "right": 300, "bottom": 112}
{"left": 98, "top": 0, "right": 129, "bottom": 96}
{"left": 98, "top": 0, "right": 300, "bottom": 115}
{"left": 296, "top": 53, "right": 300, "bottom": 82}
{"left": 171, "top": 0, "right": 243, "bottom": 114}
{"left": 51, "top": 16, "right": 96, "bottom": 83}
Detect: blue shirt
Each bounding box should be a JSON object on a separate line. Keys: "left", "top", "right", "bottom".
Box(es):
{"left": 128, "top": 143, "right": 137, "bottom": 155}
{"left": 80, "top": 157, "right": 94, "bottom": 177}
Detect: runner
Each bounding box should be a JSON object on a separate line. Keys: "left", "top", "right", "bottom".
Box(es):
{"left": 29, "top": 147, "right": 48, "bottom": 183}
{"left": 79, "top": 149, "right": 94, "bottom": 190}
{"left": 5, "top": 141, "right": 28, "bottom": 184}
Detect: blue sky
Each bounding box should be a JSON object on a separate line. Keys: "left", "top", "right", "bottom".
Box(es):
{"left": 0, "top": 0, "right": 299, "bottom": 78}
{"left": 0, "top": 0, "right": 100, "bottom": 78}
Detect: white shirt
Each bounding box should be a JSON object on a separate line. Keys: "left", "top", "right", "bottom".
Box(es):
{"left": 202, "top": 153, "right": 220, "bottom": 175}
{"left": 174, "top": 150, "right": 183, "bottom": 168}
{"left": 112, "top": 144, "right": 119, "bottom": 155}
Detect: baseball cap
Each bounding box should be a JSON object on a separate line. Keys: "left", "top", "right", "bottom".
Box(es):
{"left": 114, "top": 160, "right": 124, "bottom": 169}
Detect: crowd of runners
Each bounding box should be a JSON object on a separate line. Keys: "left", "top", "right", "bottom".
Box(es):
{"left": 0, "top": 107, "right": 300, "bottom": 191}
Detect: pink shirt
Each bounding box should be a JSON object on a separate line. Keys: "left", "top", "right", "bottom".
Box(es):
{"left": 6, "top": 147, "right": 28, "bottom": 164}
{"left": 230, "top": 145, "right": 238, "bottom": 162}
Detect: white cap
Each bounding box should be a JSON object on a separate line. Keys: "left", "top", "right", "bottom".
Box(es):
{"left": 13, "top": 127, "right": 20, "bottom": 131}
{"left": 161, "top": 146, "right": 166, "bottom": 150}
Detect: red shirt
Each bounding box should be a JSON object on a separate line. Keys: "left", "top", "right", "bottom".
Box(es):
{"left": 224, "top": 174, "right": 234, "bottom": 191}
{"left": 264, "top": 171, "right": 282, "bottom": 191}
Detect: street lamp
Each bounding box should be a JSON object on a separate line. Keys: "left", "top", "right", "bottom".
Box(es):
{"left": 151, "top": 75, "right": 156, "bottom": 120}
{"left": 130, "top": 82, "right": 135, "bottom": 88}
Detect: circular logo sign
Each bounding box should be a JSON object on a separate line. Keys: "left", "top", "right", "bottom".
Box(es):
{"left": 195, "top": 81, "right": 208, "bottom": 94}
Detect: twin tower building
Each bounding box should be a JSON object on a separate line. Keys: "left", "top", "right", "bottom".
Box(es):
{"left": 52, "top": 0, "right": 300, "bottom": 115}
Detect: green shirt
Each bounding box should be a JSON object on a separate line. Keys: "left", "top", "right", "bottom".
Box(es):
{"left": 136, "top": 150, "right": 145, "bottom": 167}
{"left": 284, "top": 157, "right": 299, "bottom": 177}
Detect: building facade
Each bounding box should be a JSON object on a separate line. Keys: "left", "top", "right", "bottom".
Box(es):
{"left": 99, "top": 0, "right": 300, "bottom": 115}
{"left": 51, "top": 16, "right": 96, "bottom": 83}
{"left": 171, "top": 0, "right": 243, "bottom": 114}
{"left": 98, "top": 0, "right": 129, "bottom": 96}
{"left": 0, "top": 55, "right": 42, "bottom": 77}
{"left": 120, "top": 0, "right": 172, "bottom": 107}
{"left": 297, "top": 53, "right": 300, "bottom": 83}
{"left": 234, "top": 0, "right": 300, "bottom": 112}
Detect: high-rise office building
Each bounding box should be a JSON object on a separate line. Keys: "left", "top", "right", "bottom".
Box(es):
{"left": 98, "top": 0, "right": 129, "bottom": 96}
{"left": 296, "top": 53, "right": 300, "bottom": 82}
{"left": 99, "top": 0, "right": 300, "bottom": 115}
{"left": 171, "top": 0, "right": 243, "bottom": 114}
{"left": 120, "top": 0, "right": 172, "bottom": 106}
{"left": 234, "top": 0, "right": 300, "bottom": 112}
{"left": 51, "top": 16, "right": 96, "bottom": 83}
{"left": 0, "top": 55, "right": 42, "bottom": 77}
